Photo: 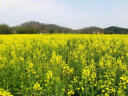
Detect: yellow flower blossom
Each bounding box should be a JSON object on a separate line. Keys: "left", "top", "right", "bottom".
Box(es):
{"left": 33, "top": 82, "right": 42, "bottom": 91}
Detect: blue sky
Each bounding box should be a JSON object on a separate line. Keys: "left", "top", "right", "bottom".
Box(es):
{"left": 0, "top": 0, "right": 128, "bottom": 29}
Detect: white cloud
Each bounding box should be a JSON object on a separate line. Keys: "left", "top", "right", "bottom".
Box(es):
{"left": 1, "top": 0, "right": 127, "bottom": 29}
{"left": 0, "top": 0, "right": 70, "bottom": 14}
{"left": 0, "top": 0, "right": 73, "bottom": 26}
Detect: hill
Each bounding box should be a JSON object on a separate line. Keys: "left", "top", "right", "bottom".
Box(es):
{"left": 77, "top": 26, "right": 104, "bottom": 34}
{"left": 0, "top": 21, "right": 128, "bottom": 34}
{"left": 12, "top": 21, "right": 73, "bottom": 34}
{"left": 104, "top": 26, "right": 128, "bottom": 34}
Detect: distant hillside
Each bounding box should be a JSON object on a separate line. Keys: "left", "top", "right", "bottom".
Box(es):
{"left": 77, "top": 26, "right": 104, "bottom": 34}
{"left": 104, "top": 26, "right": 128, "bottom": 34}
{"left": 12, "top": 21, "right": 73, "bottom": 34}
{"left": 0, "top": 21, "right": 128, "bottom": 34}
{"left": 76, "top": 26, "right": 128, "bottom": 34}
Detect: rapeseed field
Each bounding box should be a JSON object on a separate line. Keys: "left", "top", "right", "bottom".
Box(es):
{"left": 0, "top": 34, "right": 128, "bottom": 96}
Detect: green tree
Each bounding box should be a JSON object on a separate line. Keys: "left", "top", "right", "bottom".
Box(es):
{"left": 0, "top": 24, "right": 11, "bottom": 34}
{"left": 16, "top": 26, "right": 39, "bottom": 34}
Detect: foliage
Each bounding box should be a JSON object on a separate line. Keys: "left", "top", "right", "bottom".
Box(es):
{"left": 15, "top": 26, "right": 39, "bottom": 34}
{"left": 0, "top": 24, "right": 11, "bottom": 34}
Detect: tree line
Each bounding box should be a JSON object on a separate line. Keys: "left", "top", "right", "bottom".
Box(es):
{"left": 0, "top": 21, "right": 128, "bottom": 34}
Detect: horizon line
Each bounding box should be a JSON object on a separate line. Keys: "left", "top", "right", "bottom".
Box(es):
{"left": 0, "top": 21, "right": 128, "bottom": 30}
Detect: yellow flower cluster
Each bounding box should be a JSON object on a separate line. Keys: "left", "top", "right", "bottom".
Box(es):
{"left": 46, "top": 70, "right": 53, "bottom": 80}
{"left": 0, "top": 34, "right": 128, "bottom": 96}
{"left": 0, "top": 88, "right": 13, "bottom": 96}
{"left": 33, "top": 82, "right": 42, "bottom": 91}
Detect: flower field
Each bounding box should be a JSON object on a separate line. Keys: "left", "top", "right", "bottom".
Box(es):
{"left": 0, "top": 34, "right": 128, "bottom": 96}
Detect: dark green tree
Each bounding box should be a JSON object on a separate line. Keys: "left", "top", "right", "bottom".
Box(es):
{"left": 16, "top": 26, "right": 39, "bottom": 34}
{"left": 0, "top": 24, "right": 11, "bottom": 34}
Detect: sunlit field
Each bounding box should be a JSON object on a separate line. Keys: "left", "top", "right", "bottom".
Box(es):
{"left": 0, "top": 34, "right": 128, "bottom": 96}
